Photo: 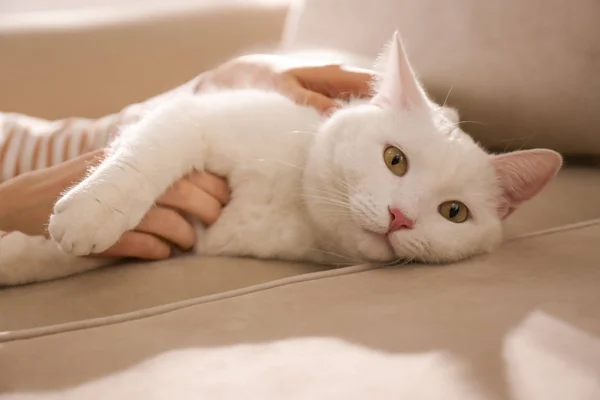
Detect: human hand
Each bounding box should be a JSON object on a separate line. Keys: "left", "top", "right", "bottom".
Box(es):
{"left": 198, "top": 54, "right": 376, "bottom": 114}
{"left": 0, "top": 150, "right": 103, "bottom": 238}
{"left": 97, "top": 169, "right": 230, "bottom": 259}
{"left": 0, "top": 150, "right": 229, "bottom": 260}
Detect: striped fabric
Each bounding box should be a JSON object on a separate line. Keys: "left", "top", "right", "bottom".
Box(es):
{"left": 0, "top": 75, "right": 203, "bottom": 183}
{"left": 0, "top": 112, "right": 126, "bottom": 182}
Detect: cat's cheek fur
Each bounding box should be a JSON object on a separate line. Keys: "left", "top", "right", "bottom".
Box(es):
{"left": 304, "top": 107, "right": 397, "bottom": 262}
{"left": 388, "top": 219, "right": 503, "bottom": 263}
{"left": 355, "top": 232, "right": 396, "bottom": 261}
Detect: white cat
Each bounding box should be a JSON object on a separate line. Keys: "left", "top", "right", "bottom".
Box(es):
{"left": 0, "top": 32, "right": 562, "bottom": 286}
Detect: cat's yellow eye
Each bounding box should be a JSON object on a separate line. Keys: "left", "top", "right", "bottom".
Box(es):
{"left": 383, "top": 146, "right": 408, "bottom": 176}
{"left": 438, "top": 201, "right": 469, "bottom": 223}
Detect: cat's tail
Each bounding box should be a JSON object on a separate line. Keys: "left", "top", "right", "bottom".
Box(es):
{"left": 0, "top": 231, "right": 115, "bottom": 286}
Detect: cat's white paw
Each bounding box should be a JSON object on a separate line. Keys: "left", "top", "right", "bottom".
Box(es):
{"left": 49, "top": 189, "right": 134, "bottom": 256}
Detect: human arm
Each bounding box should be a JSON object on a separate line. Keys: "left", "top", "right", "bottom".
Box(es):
{"left": 0, "top": 149, "right": 229, "bottom": 259}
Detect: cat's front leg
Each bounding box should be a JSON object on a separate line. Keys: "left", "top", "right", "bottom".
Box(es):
{"left": 49, "top": 96, "right": 207, "bottom": 255}
{"left": 0, "top": 232, "right": 111, "bottom": 286}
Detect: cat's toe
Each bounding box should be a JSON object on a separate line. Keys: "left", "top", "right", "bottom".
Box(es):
{"left": 49, "top": 193, "right": 131, "bottom": 256}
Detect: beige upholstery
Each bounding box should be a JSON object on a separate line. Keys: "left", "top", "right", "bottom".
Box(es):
{"left": 2, "top": 223, "right": 600, "bottom": 398}
{"left": 0, "top": 1, "right": 288, "bottom": 119}
{"left": 1, "top": 1, "right": 599, "bottom": 399}
{"left": 0, "top": 256, "right": 329, "bottom": 331}
{"left": 284, "top": 0, "right": 600, "bottom": 155}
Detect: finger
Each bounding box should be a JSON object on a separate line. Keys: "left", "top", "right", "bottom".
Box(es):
{"left": 97, "top": 231, "right": 171, "bottom": 260}
{"left": 291, "top": 86, "right": 340, "bottom": 115}
{"left": 337, "top": 65, "right": 378, "bottom": 98}
{"left": 158, "top": 179, "right": 223, "bottom": 225}
{"left": 186, "top": 171, "right": 230, "bottom": 205}
{"left": 293, "top": 64, "right": 377, "bottom": 99}
{"left": 135, "top": 207, "right": 196, "bottom": 250}
{"left": 47, "top": 148, "right": 107, "bottom": 189}
{"left": 52, "top": 148, "right": 106, "bottom": 171}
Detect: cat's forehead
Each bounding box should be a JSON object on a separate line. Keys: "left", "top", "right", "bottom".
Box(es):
{"left": 337, "top": 105, "right": 493, "bottom": 174}
{"left": 380, "top": 111, "right": 496, "bottom": 182}
{"left": 380, "top": 109, "right": 478, "bottom": 151}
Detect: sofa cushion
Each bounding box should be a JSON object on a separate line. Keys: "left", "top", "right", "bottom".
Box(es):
{"left": 0, "top": 1, "right": 289, "bottom": 119}
{"left": 503, "top": 165, "right": 600, "bottom": 238}
{"left": 0, "top": 256, "right": 328, "bottom": 332}
{"left": 1, "top": 220, "right": 599, "bottom": 399}
{"left": 283, "top": 0, "right": 600, "bottom": 156}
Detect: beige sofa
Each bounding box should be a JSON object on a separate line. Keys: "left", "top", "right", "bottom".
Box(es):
{"left": 1, "top": 1, "right": 599, "bottom": 398}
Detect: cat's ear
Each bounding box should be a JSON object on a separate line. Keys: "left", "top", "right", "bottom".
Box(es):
{"left": 491, "top": 149, "right": 563, "bottom": 219}
{"left": 371, "top": 31, "right": 428, "bottom": 110}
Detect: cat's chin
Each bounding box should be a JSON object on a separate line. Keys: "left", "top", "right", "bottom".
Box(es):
{"left": 356, "top": 229, "right": 397, "bottom": 263}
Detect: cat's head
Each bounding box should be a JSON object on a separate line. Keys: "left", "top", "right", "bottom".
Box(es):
{"left": 304, "top": 32, "right": 562, "bottom": 264}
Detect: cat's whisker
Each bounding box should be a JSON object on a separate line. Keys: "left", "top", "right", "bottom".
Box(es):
{"left": 303, "top": 189, "right": 349, "bottom": 201}
{"left": 405, "top": 237, "right": 429, "bottom": 258}
{"left": 318, "top": 235, "right": 375, "bottom": 266}
{"left": 303, "top": 186, "right": 351, "bottom": 203}
{"left": 302, "top": 198, "right": 350, "bottom": 210}
{"left": 457, "top": 120, "right": 489, "bottom": 127}
{"left": 497, "top": 134, "right": 537, "bottom": 152}
{"left": 515, "top": 136, "right": 537, "bottom": 151}
{"left": 350, "top": 196, "right": 382, "bottom": 223}
{"left": 310, "top": 167, "right": 359, "bottom": 193}
{"left": 331, "top": 178, "right": 360, "bottom": 195}
{"left": 310, "top": 190, "right": 351, "bottom": 204}
{"left": 300, "top": 202, "right": 351, "bottom": 212}
{"left": 301, "top": 202, "right": 351, "bottom": 211}
{"left": 362, "top": 206, "right": 380, "bottom": 221}
{"left": 498, "top": 135, "right": 536, "bottom": 143}
{"left": 377, "top": 256, "right": 412, "bottom": 268}
{"left": 305, "top": 188, "right": 350, "bottom": 204}
{"left": 301, "top": 196, "right": 349, "bottom": 207}
{"left": 316, "top": 210, "right": 354, "bottom": 216}
{"left": 441, "top": 80, "right": 456, "bottom": 109}
{"left": 264, "top": 159, "right": 306, "bottom": 171}
{"left": 290, "top": 129, "right": 318, "bottom": 136}
{"left": 302, "top": 205, "right": 353, "bottom": 215}
{"left": 305, "top": 208, "right": 354, "bottom": 217}
{"left": 301, "top": 196, "right": 351, "bottom": 209}
{"left": 311, "top": 248, "right": 365, "bottom": 265}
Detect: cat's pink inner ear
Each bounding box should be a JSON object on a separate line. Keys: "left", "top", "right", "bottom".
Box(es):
{"left": 371, "top": 32, "right": 428, "bottom": 110}
{"left": 491, "top": 149, "right": 563, "bottom": 219}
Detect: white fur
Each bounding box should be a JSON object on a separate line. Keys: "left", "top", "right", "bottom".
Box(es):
{"left": 0, "top": 33, "right": 561, "bottom": 285}
{"left": 47, "top": 89, "right": 501, "bottom": 266}
{"left": 0, "top": 231, "right": 107, "bottom": 285}
{"left": 0, "top": 338, "right": 485, "bottom": 400}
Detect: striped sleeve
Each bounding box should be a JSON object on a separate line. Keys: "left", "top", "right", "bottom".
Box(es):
{"left": 0, "top": 112, "right": 128, "bottom": 183}
{"left": 0, "top": 73, "right": 205, "bottom": 183}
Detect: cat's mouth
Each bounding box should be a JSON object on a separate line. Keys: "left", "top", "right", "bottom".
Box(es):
{"left": 363, "top": 228, "right": 395, "bottom": 253}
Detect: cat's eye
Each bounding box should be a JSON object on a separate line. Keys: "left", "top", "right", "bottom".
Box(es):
{"left": 383, "top": 146, "right": 408, "bottom": 176}
{"left": 438, "top": 201, "right": 469, "bottom": 223}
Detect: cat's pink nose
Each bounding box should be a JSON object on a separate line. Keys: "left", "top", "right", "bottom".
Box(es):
{"left": 388, "top": 207, "right": 414, "bottom": 232}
